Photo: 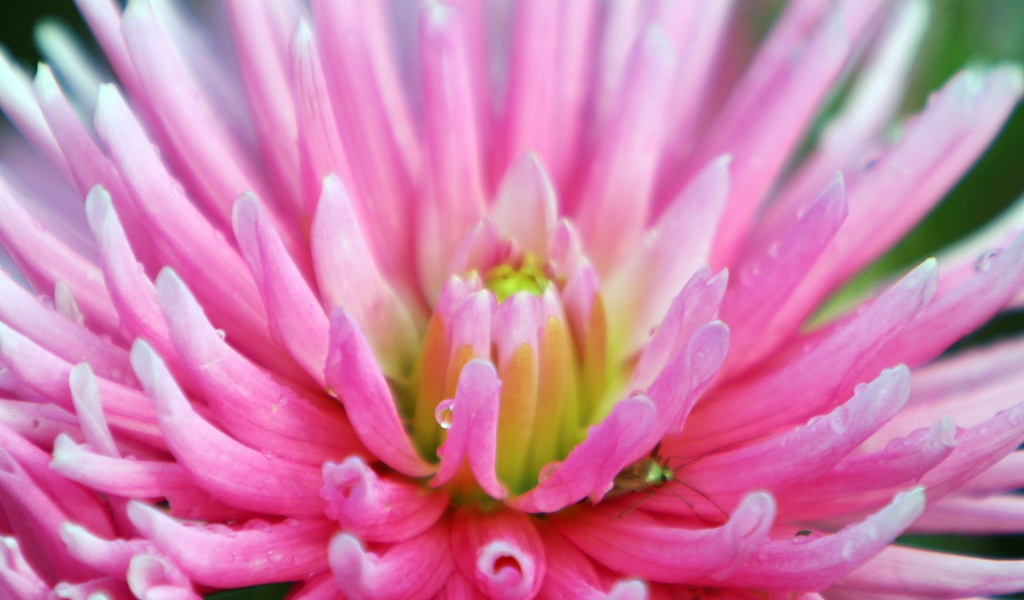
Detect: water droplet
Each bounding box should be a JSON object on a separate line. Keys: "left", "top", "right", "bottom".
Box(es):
{"left": 974, "top": 248, "right": 1003, "bottom": 273}
{"left": 325, "top": 386, "right": 338, "bottom": 399}
{"left": 767, "top": 242, "right": 780, "bottom": 259}
{"left": 37, "top": 295, "right": 54, "bottom": 309}
{"left": 539, "top": 461, "right": 561, "bottom": 482}
{"left": 267, "top": 550, "right": 283, "bottom": 563}
{"left": 829, "top": 410, "right": 848, "bottom": 434}
{"left": 214, "top": 329, "right": 227, "bottom": 340}
{"left": 435, "top": 400, "right": 455, "bottom": 429}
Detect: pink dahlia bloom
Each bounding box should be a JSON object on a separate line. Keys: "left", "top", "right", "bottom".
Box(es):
{"left": 2, "top": 0, "right": 1024, "bottom": 598}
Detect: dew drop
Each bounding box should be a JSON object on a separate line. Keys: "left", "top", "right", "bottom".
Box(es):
{"left": 766, "top": 242, "right": 780, "bottom": 259}
{"left": 37, "top": 295, "right": 54, "bottom": 309}
{"left": 539, "top": 461, "right": 561, "bottom": 483}
{"left": 435, "top": 400, "right": 455, "bottom": 429}
{"left": 974, "top": 248, "right": 1003, "bottom": 273}
{"left": 214, "top": 329, "right": 227, "bottom": 340}
{"left": 267, "top": 550, "right": 283, "bottom": 564}
{"left": 829, "top": 409, "right": 848, "bottom": 434}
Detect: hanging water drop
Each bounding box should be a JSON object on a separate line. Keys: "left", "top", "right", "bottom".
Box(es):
{"left": 974, "top": 248, "right": 1003, "bottom": 273}
{"left": 435, "top": 399, "right": 455, "bottom": 429}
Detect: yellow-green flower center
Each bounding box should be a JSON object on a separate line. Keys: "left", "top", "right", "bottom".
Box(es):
{"left": 483, "top": 254, "right": 549, "bottom": 302}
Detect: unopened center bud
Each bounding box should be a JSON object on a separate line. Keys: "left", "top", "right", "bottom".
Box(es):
{"left": 484, "top": 254, "right": 549, "bottom": 302}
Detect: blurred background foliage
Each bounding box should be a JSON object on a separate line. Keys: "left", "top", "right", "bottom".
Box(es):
{"left": 1, "top": 1, "right": 1024, "bottom": 598}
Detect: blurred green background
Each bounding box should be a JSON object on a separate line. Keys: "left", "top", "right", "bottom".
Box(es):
{"left": 2, "top": 1, "right": 1024, "bottom": 598}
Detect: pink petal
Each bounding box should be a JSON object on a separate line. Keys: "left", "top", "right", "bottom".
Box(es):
{"left": 156, "top": 268, "right": 361, "bottom": 465}
{"left": 127, "top": 501, "right": 333, "bottom": 588}
{"left": 418, "top": 2, "right": 486, "bottom": 287}
{"left": 329, "top": 523, "right": 453, "bottom": 600}
{"left": 686, "top": 258, "right": 936, "bottom": 453}
{"left": 0, "top": 536, "right": 49, "bottom": 600}
{"left": 489, "top": 153, "right": 559, "bottom": 257}
{"left": 629, "top": 267, "right": 728, "bottom": 392}
{"left": 553, "top": 491, "right": 775, "bottom": 583}
{"left": 125, "top": 554, "right": 199, "bottom": 600}
{"left": 575, "top": 28, "right": 676, "bottom": 272}
{"left": 325, "top": 309, "right": 433, "bottom": 477}
{"left": 0, "top": 448, "right": 99, "bottom": 583}
{"left": 323, "top": 457, "right": 449, "bottom": 543}
{"left": 718, "top": 488, "right": 924, "bottom": 590}
{"left": 93, "top": 84, "right": 283, "bottom": 371}
{"left": 0, "top": 324, "right": 162, "bottom": 448}
{"left": 311, "top": 0, "right": 417, "bottom": 282}
{"left": 722, "top": 174, "right": 848, "bottom": 372}
{"left": 450, "top": 509, "right": 546, "bottom": 600}
{"left": 0, "top": 267, "right": 129, "bottom": 385}
{"left": 638, "top": 321, "right": 730, "bottom": 455}
{"left": 834, "top": 545, "right": 1024, "bottom": 598}
{"left": 606, "top": 156, "right": 729, "bottom": 355}
{"left": 85, "top": 187, "right": 177, "bottom": 377}
{"left": 233, "top": 193, "right": 329, "bottom": 386}
{"left": 772, "top": 417, "right": 956, "bottom": 521}
{"left": 912, "top": 495, "right": 1024, "bottom": 534}
{"left": 310, "top": 174, "right": 420, "bottom": 374}
{"left": 430, "top": 359, "right": 506, "bottom": 499}
{"left": 538, "top": 524, "right": 646, "bottom": 600}
{"left": 291, "top": 23, "right": 354, "bottom": 217}
{"left": 495, "top": 0, "right": 560, "bottom": 184}
{"left": 224, "top": 0, "right": 302, "bottom": 214}
{"left": 130, "top": 340, "right": 325, "bottom": 517}
{"left": 59, "top": 522, "right": 154, "bottom": 578}
{"left": 0, "top": 175, "right": 118, "bottom": 335}
{"left": 508, "top": 395, "right": 656, "bottom": 512}
{"left": 685, "top": 366, "right": 910, "bottom": 502}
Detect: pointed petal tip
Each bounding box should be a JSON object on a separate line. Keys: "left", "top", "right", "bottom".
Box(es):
{"left": 84, "top": 184, "right": 114, "bottom": 233}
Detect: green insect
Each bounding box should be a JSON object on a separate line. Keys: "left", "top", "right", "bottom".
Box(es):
{"left": 606, "top": 445, "right": 726, "bottom": 523}
{"left": 610, "top": 453, "right": 675, "bottom": 494}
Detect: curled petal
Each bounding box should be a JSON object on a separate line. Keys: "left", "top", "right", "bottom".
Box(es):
{"left": 719, "top": 488, "right": 925, "bottom": 590}
{"left": 126, "top": 554, "right": 199, "bottom": 600}
{"left": 325, "top": 309, "right": 433, "bottom": 477}
{"left": 430, "top": 359, "right": 505, "bottom": 498}
{"left": 450, "top": 509, "right": 546, "bottom": 600}
{"left": 553, "top": 492, "right": 775, "bottom": 583}
{"left": 322, "top": 457, "right": 448, "bottom": 543}
{"left": 329, "top": 524, "right": 452, "bottom": 600}
{"left": 0, "top": 536, "right": 48, "bottom": 600}
{"left": 508, "top": 395, "right": 656, "bottom": 512}
{"left": 130, "top": 341, "right": 324, "bottom": 517}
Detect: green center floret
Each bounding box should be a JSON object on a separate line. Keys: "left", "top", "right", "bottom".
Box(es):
{"left": 484, "top": 255, "right": 550, "bottom": 302}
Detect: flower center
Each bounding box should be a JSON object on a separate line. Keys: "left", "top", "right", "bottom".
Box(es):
{"left": 483, "top": 254, "right": 549, "bottom": 302}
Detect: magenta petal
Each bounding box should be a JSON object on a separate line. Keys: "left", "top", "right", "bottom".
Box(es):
{"left": 450, "top": 509, "right": 546, "bottom": 600}
{"left": 322, "top": 457, "right": 449, "bottom": 543}
{"left": 508, "top": 395, "right": 656, "bottom": 512}
{"left": 0, "top": 536, "right": 49, "bottom": 600}
{"left": 638, "top": 321, "right": 730, "bottom": 454}
{"left": 629, "top": 266, "right": 728, "bottom": 392}
{"left": 329, "top": 523, "right": 453, "bottom": 600}
{"left": 431, "top": 359, "right": 507, "bottom": 499}
{"left": 155, "top": 268, "right": 362, "bottom": 465}
{"left": 834, "top": 544, "right": 1024, "bottom": 598}
{"left": 719, "top": 489, "right": 924, "bottom": 590}
{"left": 553, "top": 492, "right": 775, "bottom": 583}
{"left": 125, "top": 553, "right": 199, "bottom": 600}
{"left": 325, "top": 309, "right": 433, "bottom": 477}
{"left": 130, "top": 340, "right": 325, "bottom": 517}
{"left": 127, "top": 501, "right": 332, "bottom": 588}
{"left": 686, "top": 366, "right": 911, "bottom": 500}
{"left": 233, "top": 193, "right": 329, "bottom": 386}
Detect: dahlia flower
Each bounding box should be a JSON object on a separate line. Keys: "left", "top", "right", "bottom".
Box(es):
{"left": 2, "top": 0, "right": 1024, "bottom": 598}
